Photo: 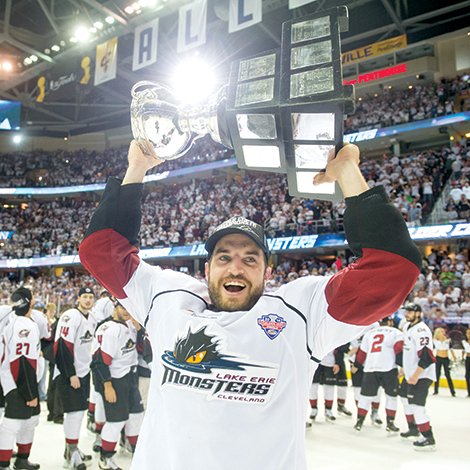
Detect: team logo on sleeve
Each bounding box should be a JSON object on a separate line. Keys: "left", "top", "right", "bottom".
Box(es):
{"left": 257, "top": 314, "right": 287, "bottom": 340}
{"left": 61, "top": 315, "right": 71, "bottom": 323}
{"left": 18, "top": 329, "right": 30, "bottom": 338}
{"left": 160, "top": 324, "right": 279, "bottom": 404}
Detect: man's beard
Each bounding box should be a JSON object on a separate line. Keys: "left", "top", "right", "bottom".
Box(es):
{"left": 208, "top": 276, "right": 264, "bottom": 312}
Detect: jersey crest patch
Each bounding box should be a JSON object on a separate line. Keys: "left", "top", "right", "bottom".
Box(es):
{"left": 80, "top": 329, "right": 93, "bottom": 345}
{"left": 61, "top": 315, "right": 71, "bottom": 323}
{"left": 18, "top": 329, "right": 30, "bottom": 338}
{"left": 257, "top": 314, "right": 287, "bottom": 340}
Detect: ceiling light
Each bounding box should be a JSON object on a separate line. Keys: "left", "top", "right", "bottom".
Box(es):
{"left": 60, "top": 40, "right": 66, "bottom": 46}
{"left": 30, "top": 55, "right": 38, "bottom": 62}
{"left": 409, "top": 85, "right": 413, "bottom": 89}
{"left": 44, "top": 48, "right": 51, "bottom": 54}
{"left": 70, "top": 37, "right": 78, "bottom": 43}
{"left": 125, "top": 6, "right": 134, "bottom": 14}
{"left": 105, "top": 16, "right": 115, "bottom": 24}
{"left": 132, "top": 2, "right": 141, "bottom": 9}
{"left": 51, "top": 45, "right": 60, "bottom": 52}
{"left": 89, "top": 27, "right": 97, "bottom": 33}
{"left": 139, "top": 0, "right": 149, "bottom": 6}
{"left": 13, "top": 136, "right": 21, "bottom": 144}
{"left": 94, "top": 22, "right": 103, "bottom": 29}
{"left": 75, "top": 27, "right": 90, "bottom": 41}
{"left": 2, "top": 62, "right": 11, "bottom": 71}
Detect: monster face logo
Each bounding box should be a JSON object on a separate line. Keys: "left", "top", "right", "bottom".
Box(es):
{"left": 162, "top": 326, "right": 255, "bottom": 374}
{"left": 160, "top": 324, "right": 280, "bottom": 404}
{"left": 121, "top": 338, "right": 136, "bottom": 354}
{"left": 80, "top": 330, "right": 92, "bottom": 345}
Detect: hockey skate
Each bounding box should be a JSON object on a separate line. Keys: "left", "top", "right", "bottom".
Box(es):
{"left": 400, "top": 424, "right": 420, "bottom": 441}
{"left": 64, "top": 447, "right": 86, "bottom": 470}
{"left": 385, "top": 419, "right": 400, "bottom": 436}
{"left": 99, "top": 456, "right": 122, "bottom": 470}
{"left": 354, "top": 417, "right": 364, "bottom": 434}
{"left": 413, "top": 436, "right": 436, "bottom": 452}
{"left": 309, "top": 407, "right": 318, "bottom": 421}
{"left": 13, "top": 459, "right": 40, "bottom": 470}
{"left": 337, "top": 404, "right": 352, "bottom": 417}
{"left": 93, "top": 434, "right": 102, "bottom": 453}
{"left": 370, "top": 409, "right": 383, "bottom": 427}
{"left": 325, "top": 410, "right": 336, "bottom": 423}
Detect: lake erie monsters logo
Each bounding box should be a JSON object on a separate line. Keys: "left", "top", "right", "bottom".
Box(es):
{"left": 160, "top": 325, "right": 280, "bottom": 404}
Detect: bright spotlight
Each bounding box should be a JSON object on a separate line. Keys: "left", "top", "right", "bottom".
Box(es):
{"left": 173, "top": 59, "right": 215, "bottom": 105}
{"left": 105, "top": 16, "right": 115, "bottom": 24}
{"left": 132, "top": 2, "right": 141, "bottom": 10}
{"left": 24, "top": 58, "right": 32, "bottom": 65}
{"left": 76, "top": 27, "right": 90, "bottom": 41}
{"left": 94, "top": 22, "right": 103, "bottom": 29}
{"left": 30, "top": 55, "right": 38, "bottom": 62}
{"left": 2, "top": 62, "right": 12, "bottom": 71}
{"left": 13, "top": 136, "right": 21, "bottom": 144}
{"left": 51, "top": 45, "right": 60, "bottom": 52}
{"left": 70, "top": 37, "right": 78, "bottom": 43}
{"left": 125, "top": 6, "right": 134, "bottom": 14}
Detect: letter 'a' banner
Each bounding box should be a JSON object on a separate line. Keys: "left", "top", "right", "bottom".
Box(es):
{"left": 229, "top": 0, "right": 262, "bottom": 33}
{"left": 288, "top": 0, "right": 316, "bottom": 8}
{"left": 133, "top": 18, "right": 159, "bottom": 71}
{"left": 177, "top": 0, "right": 207, "bottom": 53}
{"left": 94, "top": 37, "right": 118, "bottom": 86}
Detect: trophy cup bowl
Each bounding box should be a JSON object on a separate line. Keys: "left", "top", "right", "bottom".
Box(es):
{"left": 130, "top": 81, "right": 232, "bottom": 160}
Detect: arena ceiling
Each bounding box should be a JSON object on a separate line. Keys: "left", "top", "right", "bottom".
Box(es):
{"left": 0, "top": 0, "right": 469, "bottom": 137}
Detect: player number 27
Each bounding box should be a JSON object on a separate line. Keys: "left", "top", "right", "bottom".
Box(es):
{"left": 16, "top": 343, "right": 30, "bottom": 355}
{"left": 371, "top": 334, "right": 385, "bottom": 353}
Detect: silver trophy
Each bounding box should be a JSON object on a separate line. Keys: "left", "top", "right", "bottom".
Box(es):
{"left": 130, "top": 81, "right": 232, "bottom": 160}
{"left": 130, "top": 6, "right": 354, "bottom": 201}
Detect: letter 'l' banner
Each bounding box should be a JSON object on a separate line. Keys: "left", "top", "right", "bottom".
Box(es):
{"left": 177, "top": 0, "right": 207, "bottom": 53}
{"left": 95, "top": 37, "right": 118, "bottom": 86}
{"left": 133, "top": 18, "right": 159, "bottom": 71}
{"left": 229, "top": 0, "right": 262, "bottom": 33}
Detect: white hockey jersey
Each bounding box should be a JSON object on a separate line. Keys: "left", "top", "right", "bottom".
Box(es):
{"left": 54, "top": 308, "right": 97, "bottom": 378}
{"left": 92, "top": 319, "right": 138, "bottom": 380}
{"left": 0, "top": 314, "right": 40, "bottom": 397}
{"left": 402, "top": 321, "right": 436, "bottom": 381}
{"left": 357, "top": 325, "right": 403, "bottom": 372}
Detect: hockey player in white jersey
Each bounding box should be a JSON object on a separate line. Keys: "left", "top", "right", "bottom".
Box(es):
{"left": 0, "top": 287, "right": 41, "bottom": 470}
{"left": 54, "top": 286, "right": 97, "bottom": 470}
{"left": 398, "top": 303, "right": 437, "bottom": 451}
{"left": 80, "top": 142, "right": 422, "bottom": 470}
{"left": 90, "top": 302, "right": 143, "bottom": 470}
{"left": 352, "top": 316, "right": 403, "bottom": 434}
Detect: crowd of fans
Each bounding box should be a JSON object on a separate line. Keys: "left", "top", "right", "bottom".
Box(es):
{"left": 0, "top": 73, "right": 467, "bottom": 189}
{"left": 345, "top": 74, "right": 470, "bottom": 133}
{"left": 0, "top": 137, "right": 465, "bottom": 260}
{"left": 0, "top": 136, "right": 233, "bottom": 188}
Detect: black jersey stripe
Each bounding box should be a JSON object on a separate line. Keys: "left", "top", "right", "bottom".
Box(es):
{"left": 144, "top": 289, "right": 209, "bottom": 328}
{"left": 263, "top": 294, "right": 321, "bottom": 363}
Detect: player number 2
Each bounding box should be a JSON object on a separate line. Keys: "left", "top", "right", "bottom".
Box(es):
{"left": 16, "top": 343, "right": 30, "bottom": 355}
{"left": 371, "top": 334, "right": 384, "bottom": 353}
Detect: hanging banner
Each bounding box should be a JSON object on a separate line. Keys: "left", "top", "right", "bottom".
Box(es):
{"left": 133, "top": 18, "right": 159, "bottom": 71}
{"left": 177, "top": 0, "right": 207, "bottom": 53}
{"left": 229, "top": 0, "right": 262, "bottom": 33}
{"left": 288, "top": 0, "right": 316, "bottom": 8}
{"left": 94, "top": 37, "right": 118, "bottom": 86}
{"left": 342, "top": 34, "right": 407, "bottom": 66}
{"left": 36, "top": 59, "right": 80, "bottom": 102}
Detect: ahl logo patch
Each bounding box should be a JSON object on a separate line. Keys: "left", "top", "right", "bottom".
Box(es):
{"left": 257, "top": 314, "right": 287, "bottom": 340}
